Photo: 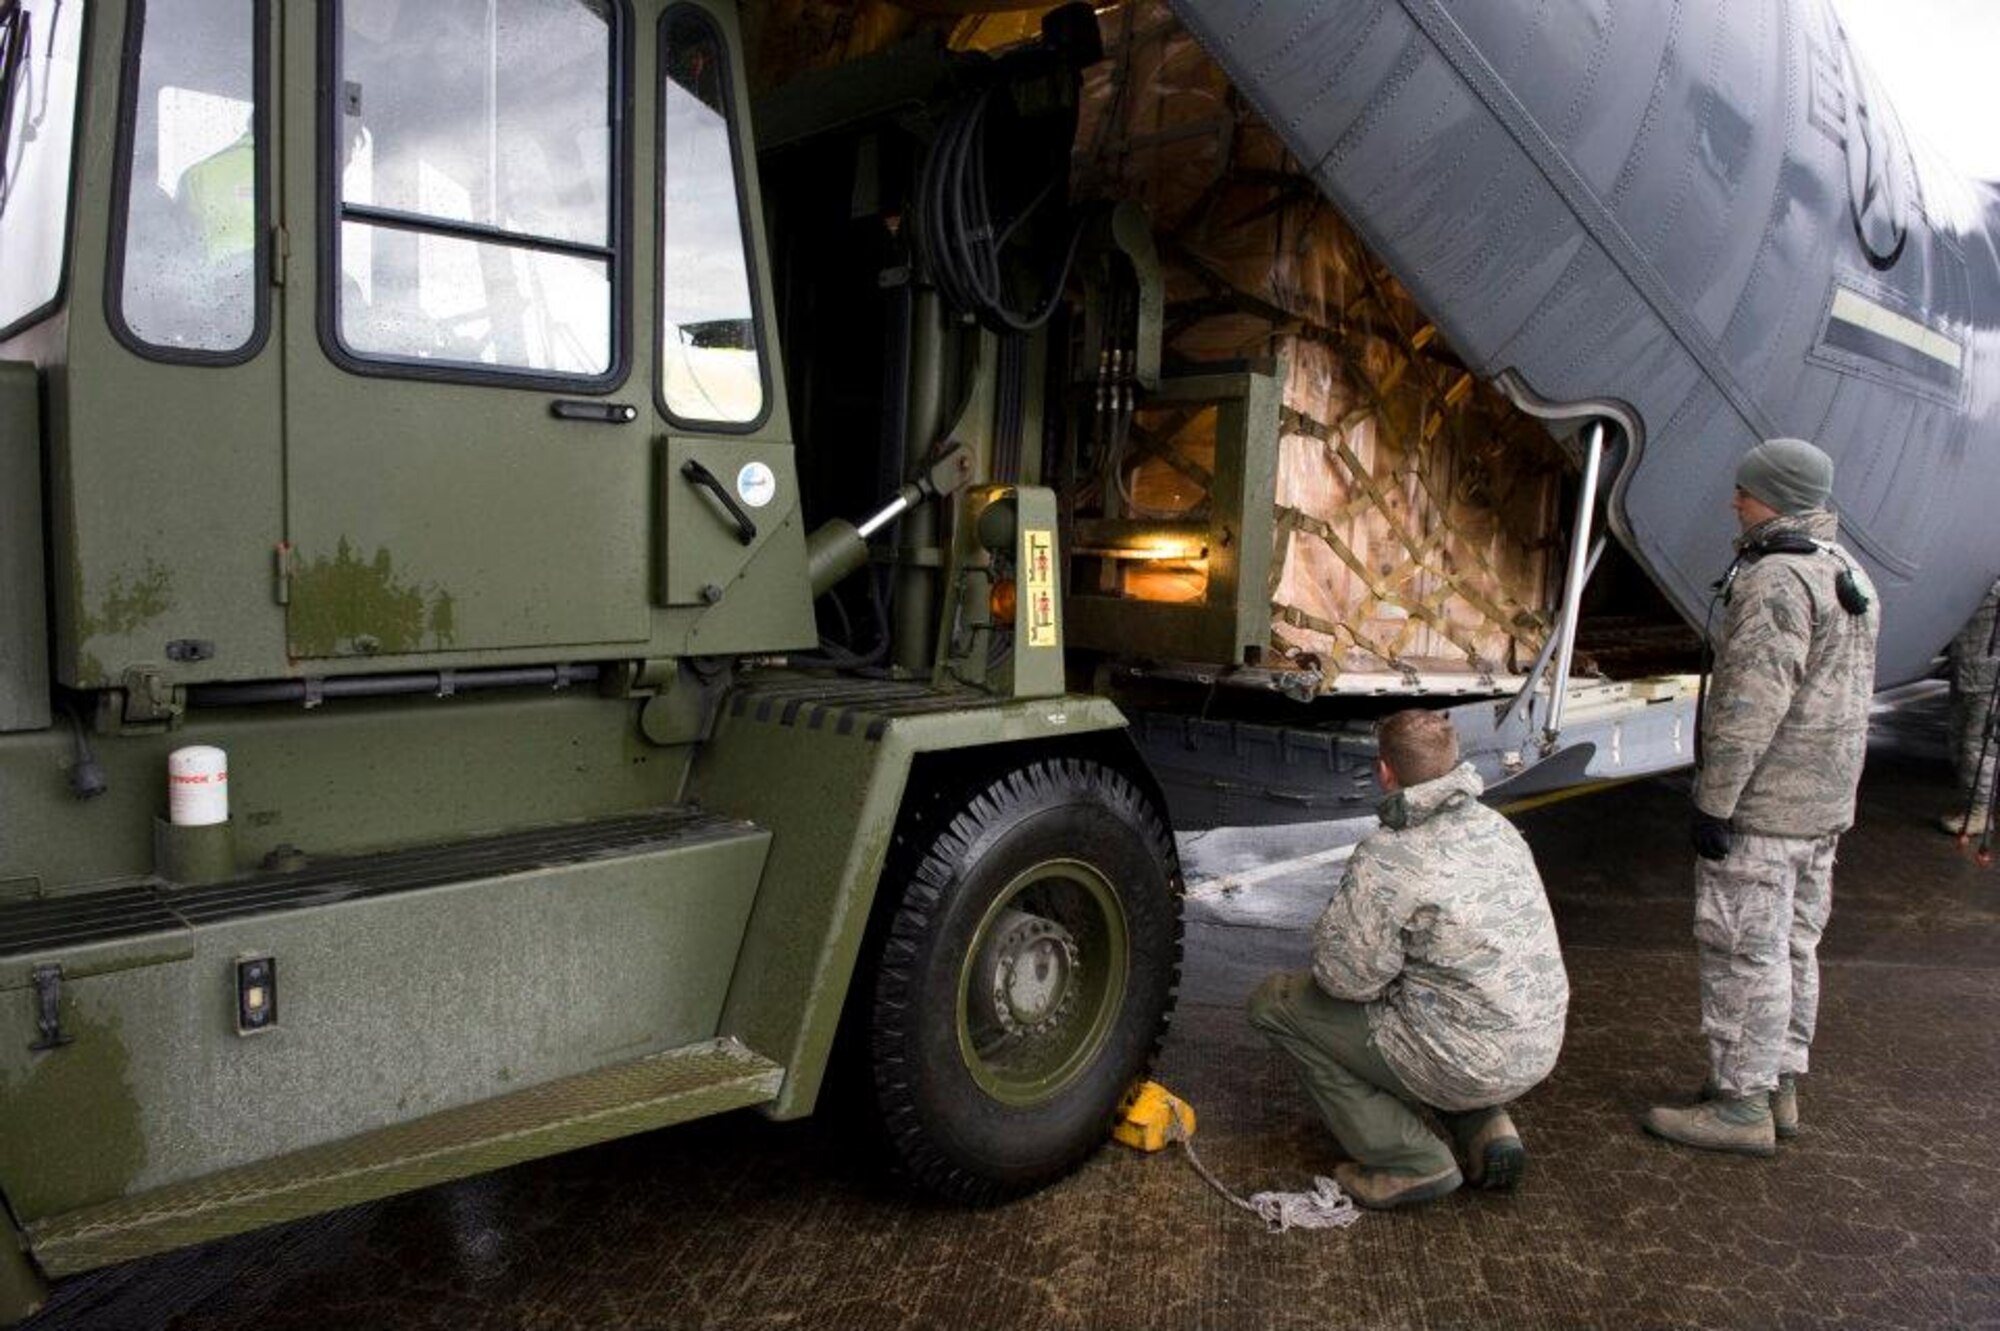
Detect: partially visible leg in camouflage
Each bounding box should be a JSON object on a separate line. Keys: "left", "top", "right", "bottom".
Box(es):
{"left": 1951, "top": 686, "right": 1998, "bottom": 810}
{"left": 1780, "top": 834, "right": 1838, "bottom": 1081}
{"left": 1694, "top": 834, "right": 1814, "bottom": 1097}
{"left": 1947, "top": 577, "right": 1999, "bottom": 822}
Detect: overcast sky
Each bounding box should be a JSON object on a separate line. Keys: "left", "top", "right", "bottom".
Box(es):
{"left": 1829, "top": 0, "right": 2000, "bottom": 180}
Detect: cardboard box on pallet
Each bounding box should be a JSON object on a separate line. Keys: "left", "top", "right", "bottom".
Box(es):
{"left": 1075, "top": 2, "right": 1566, "bottom": 686}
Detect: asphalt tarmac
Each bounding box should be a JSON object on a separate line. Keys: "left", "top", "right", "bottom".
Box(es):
{"left": 22, "top": 684, "right": 1999, "bottom": 1330}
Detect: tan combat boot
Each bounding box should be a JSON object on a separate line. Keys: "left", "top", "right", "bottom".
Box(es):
{"left": 1940, "top": 808, "right": 1991, "bottom": 837}
{"left": 1641, "top": 1094, "right": 1776, "bottom": 1156}
{"left": 1773, "top": 1075, "right": 1799, "bottom": 1140}
{"left": 1331, "top": 1161, "right": 1463, "bottom": 1210}
{"left": 1699, "top": 1078, "right": 1798, "bottom": 1140}
{"left": 1456, "top": 1108, "right": 1527, "bottom": 1192}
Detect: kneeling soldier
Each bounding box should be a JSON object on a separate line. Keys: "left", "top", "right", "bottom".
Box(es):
{"left": 1250, "top": 710, "right": 1570, "bottom": 1209}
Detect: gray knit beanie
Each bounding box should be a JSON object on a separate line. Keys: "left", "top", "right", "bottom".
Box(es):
{"left": 1736, "top": 437, "right": 1834, "bottom": 516}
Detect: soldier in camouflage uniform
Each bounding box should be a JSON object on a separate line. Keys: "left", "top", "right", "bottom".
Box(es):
{"left": 1250, "top": 709, "right": 1569, "bottom": 1210}
{"left": 1941, "top": 578, "right": 1999, "bottom": 837}
{"left": 1644, "top": 438, "right": 1879, "bottom": 1156}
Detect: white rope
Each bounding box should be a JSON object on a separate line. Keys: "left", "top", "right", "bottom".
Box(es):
{"left": 1167, "top": 1109, "right": 1362, "bottom": 1233}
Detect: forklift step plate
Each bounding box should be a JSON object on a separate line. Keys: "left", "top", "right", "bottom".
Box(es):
{"left": 27, "top": 1037, "right": 784, "bottom": 1275}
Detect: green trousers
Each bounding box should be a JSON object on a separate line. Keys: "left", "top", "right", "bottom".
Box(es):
{"left": 1249, "top": 971, "right": 1488, "bottom": 1176}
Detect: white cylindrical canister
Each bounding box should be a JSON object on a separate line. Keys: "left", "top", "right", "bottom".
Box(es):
{"left": 167, "top": 746, "right": 229, "bottom": 827}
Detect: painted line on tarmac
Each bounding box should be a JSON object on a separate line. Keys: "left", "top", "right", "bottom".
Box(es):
{"left": 1185, "top": 843, "right": 1355, "bottom": 900}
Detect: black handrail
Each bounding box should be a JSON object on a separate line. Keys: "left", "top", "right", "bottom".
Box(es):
{"left": 680, "top": 457, "right": 757, "bottom": 546}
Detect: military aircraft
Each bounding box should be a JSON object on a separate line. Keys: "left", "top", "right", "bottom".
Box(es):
{"left": 1168, "top": 0, "right": 1999, "bottom": 684}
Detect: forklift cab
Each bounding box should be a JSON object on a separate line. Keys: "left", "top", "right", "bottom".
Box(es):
{"left": 0, "top": 0, "right": 815, "bottom": 717}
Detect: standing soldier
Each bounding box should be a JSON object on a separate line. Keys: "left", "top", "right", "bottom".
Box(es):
{"left": 1250, "top": 709, "right": 1569, "bottom": 1209}
{"left": 1941, "top": 578, "right": 1999, "bottom": 838}
{"left": 1644, "top": 438, "right": 1879, "bottom": 1155}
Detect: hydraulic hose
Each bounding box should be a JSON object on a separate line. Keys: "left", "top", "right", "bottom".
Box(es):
{"left": 188, "top": 664, "right": 601, "bottom": 708}
{"left": 913, "top": 87, "right": 1091, "bottom": 334}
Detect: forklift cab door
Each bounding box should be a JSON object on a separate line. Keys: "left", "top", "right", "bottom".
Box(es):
{"left": 282, "top": 0, "right": 648, "bottom": 663}
{"left": 281, "top": 0, "right": 802, "bottom": 665}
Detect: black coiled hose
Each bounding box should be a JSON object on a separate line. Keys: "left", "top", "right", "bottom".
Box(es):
{"left": 913, "top": 87, "right": 1090, "bottom": 334}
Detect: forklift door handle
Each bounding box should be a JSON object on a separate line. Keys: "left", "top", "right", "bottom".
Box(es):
{"left": 680, "top": 459, "right": 758, "bottom": 546}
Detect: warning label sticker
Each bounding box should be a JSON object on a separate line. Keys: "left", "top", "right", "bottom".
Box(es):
{"left": 1024, "top": 529, "right": 1059, "bottom": 649}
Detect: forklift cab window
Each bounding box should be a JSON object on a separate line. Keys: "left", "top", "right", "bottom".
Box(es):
{"left": 0, "top": 0, "right": 85, "bottom": 340}
{"left": 112, "top": 0, "right": 264, "bottom": 358}
{"left": 331, "top": 0, "right": 618, "bottom": 381}
{"left": 658, "top": 5, "right": 764, "bottom": 427}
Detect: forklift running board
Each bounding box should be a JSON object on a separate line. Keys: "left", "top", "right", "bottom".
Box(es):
{"left": 27, "top": 1038, "right": 784, "bottom": 1276}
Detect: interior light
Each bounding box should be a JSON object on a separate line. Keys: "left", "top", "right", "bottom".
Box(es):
{"left": 991, "top": 577, "right": 1018, "bottom": 623}
{"left": 1073, "top": 538, "right": 1209, "bottom": 563}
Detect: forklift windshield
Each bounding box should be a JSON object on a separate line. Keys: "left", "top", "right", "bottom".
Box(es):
{"left": 0, "top": 0, "right": 83, "bottom": 337}
{"left": 0, "top": 1, "right": 25, "bottom": 204}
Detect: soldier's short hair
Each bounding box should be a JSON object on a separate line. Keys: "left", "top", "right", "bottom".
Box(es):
{"left": 1377, "top": 709, "right": 1459, "bottom": 787}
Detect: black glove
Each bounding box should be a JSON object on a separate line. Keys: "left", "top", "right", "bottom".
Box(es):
{"left": 1692, "top": 810, "right": 1734, "bottom": 861}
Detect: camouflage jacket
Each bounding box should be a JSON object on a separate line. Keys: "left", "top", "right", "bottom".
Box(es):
{"left": 1949, "top": 578, "right": 2000, "bottom": 694}
{"left": 1311, "top": 763, "right": 1569, "bottom": 1111}
{"left": 1694, "top": 509, "right": 1880, "bottom": 837}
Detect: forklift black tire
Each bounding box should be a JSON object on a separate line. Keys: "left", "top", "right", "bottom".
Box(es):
{"left": 867, "top": 757, "right": 1182, "bottom": 1205}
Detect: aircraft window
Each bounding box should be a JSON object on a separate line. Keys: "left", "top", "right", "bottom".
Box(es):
{"left": 112, "top": 0, "right": 264, "bottom": 358}
{"left": 332, "top": 0, "right": 619, "bottom": 380}
{"left": 658, "top": 5, "right": 765, "bottom": 428}
{"left": 0, "top": 0, "right": 85, "bottom": 340}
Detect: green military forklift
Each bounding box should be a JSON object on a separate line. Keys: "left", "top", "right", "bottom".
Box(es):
{"left": 0, "top": 1, "right": 1229, "bottom": 1319}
